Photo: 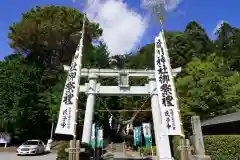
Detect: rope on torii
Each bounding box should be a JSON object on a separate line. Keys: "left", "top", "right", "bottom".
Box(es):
{"left": 95, "top": 88, "right": 156, "bottom": 126}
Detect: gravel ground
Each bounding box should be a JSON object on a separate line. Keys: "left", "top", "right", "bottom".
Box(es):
{"left": 0, "top": 152, "right": 57, "bottom": 160}
{"left": 0, "top": 147, "right": 16, "bottom": 152}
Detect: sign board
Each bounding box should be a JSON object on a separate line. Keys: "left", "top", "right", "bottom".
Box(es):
{"left": 0, "top": 133, "right": 11, "bottom": 144}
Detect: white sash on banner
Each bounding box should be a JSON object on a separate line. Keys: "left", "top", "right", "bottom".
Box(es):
{"left": 142, "top": 123, "right": 151, "bottom": 138}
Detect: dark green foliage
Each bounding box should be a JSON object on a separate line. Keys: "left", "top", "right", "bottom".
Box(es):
{"left": 0, "top": 55, "right": 49, "bottom": 140}
{"left": 204, "top": 135, "right": 240, "bottom": 160}
{"left": 8, "top": 5, "right": 102, "bottom": 66}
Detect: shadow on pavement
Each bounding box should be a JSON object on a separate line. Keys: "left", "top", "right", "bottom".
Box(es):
{"left": 17, "top": 151, "right": 51, "bottom": 156}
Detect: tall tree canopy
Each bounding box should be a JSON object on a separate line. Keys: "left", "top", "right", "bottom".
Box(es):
{"left": 8, "top": 5, "right": 102, "bottom": 66}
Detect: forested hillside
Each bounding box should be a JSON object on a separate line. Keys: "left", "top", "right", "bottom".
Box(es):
{"left": 1, "top": 5, "right": 240, "bottom": 140}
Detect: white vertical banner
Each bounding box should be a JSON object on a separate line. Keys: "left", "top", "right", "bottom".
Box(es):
{"left": 142, "top": 123, "right": 151, "bottom": 138}
{"left": 126, "top": 124, "right": 129, "bottom": 135}
{"left": 55, "top": 43, "right": 82, "bottom": 135}
{"left": 142, "top": 123, "right": 152, "bottom": 147}
{"left": 109, "top": 116, "right": 112, "bottom": 129}
{"left": 154, "top": 32, "right": 183, "bottom": 135}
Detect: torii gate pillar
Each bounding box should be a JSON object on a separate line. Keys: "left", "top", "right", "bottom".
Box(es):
{"left": 81, "top": 73, "right": 98, "bottom": 144}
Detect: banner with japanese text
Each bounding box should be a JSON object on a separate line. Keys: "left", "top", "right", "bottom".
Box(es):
{"left": 133, "top": 127, "right": 141, "bottom": 147}
{"left": 142, "top": 123, "right": 152, "bottom": 147}
{"left": 55, "top": 43, "right": 81, "bottom": 135}
{"left": 154, "top": 32, "right": 182, "bottom": 135}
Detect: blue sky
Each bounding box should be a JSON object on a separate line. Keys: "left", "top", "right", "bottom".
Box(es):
{"left": 0, "top": 0, "right": 239, "bottom": 60}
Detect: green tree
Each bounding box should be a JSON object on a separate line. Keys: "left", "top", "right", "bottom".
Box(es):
{"left": 222, "top": 71, "right": 240, "bottom": 113}
{"left": 214, "top": 23, "right": 240, "bottom": 71}
{"left": 0, "top": 55, "right": 49, "bottom": 140}
{"left": 184, "top": 21, "right": 213, "bottom": 58}
{"left": 83, "top": 42, "right": 110, "bottom": 68}
{"left": 166, "top": 31, "right": 192, "bottom": 68}
{"left": 176, "top": 55, "right": 230, "bottom": 129}
{"left": 215, "top": 22, "right": 234, "bottom": 51}
{"left": 5, "top": 5, "right": 108, "bottom": 139}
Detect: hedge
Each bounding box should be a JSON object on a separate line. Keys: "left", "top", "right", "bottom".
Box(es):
{"left": 204, "top": 135, "right": 240, "bottom": 160}
{"left": 172, "top": 135, "right": 240, "bottom": 160}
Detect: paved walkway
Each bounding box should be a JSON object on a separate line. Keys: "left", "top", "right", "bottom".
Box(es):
{"left": 113, "top": 152, "right": 155, "bottom": 160}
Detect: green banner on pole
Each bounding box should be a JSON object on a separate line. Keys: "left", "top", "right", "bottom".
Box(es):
{"left": 97, "top": 129, "right": 103, "bottom": 148}
{"left": 134, "top": 127, "right": 141, "bottom": 147}
{"left": 90, "top": 123, "right": 95, "bottom": 149}
{"left": 145, "top": 136, "right": 152, "bottom": 147}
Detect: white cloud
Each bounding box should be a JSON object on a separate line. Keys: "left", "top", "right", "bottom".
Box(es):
{"left": 141, "top": 0, "right": 182, "bottom": 12}
{"left": 84, "top": 0, "right": 148, "bottom": 56}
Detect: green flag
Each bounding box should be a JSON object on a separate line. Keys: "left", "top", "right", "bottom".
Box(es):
{"left": 90, "top": 123, "right": 95, "bottom": 149}
{"left": 97, "top": 129, "right": 103, "bottom": 148}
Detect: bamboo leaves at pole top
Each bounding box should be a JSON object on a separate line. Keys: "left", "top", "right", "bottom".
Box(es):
{"left": 72, "top": 0, "right": 96, "bottom": 11}
{"left": 141, "top": 0, "right": 182, "bottom": 27}
{"left": 141, "top": 0, "right": 182, "bottom": 12}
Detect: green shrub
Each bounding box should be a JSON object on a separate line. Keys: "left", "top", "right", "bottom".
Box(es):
{"left": 142, "top": 146, "right": 156, "bottom": 156}
{"left": 204, "top": 135, "right": 240, "bottom": 160}
{"left": 56, "top": 141, "right": 69, "bottom": 160}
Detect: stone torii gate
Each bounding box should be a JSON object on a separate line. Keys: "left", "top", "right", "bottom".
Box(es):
{"left": 64, "top": 65, "right": 181, "bottom": 159}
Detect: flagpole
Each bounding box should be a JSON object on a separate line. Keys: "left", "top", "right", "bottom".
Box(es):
{"left": 159, "top": 15, "right": 185, "bottom": 137}
{"left": 72, "top": 12, "right": 87, "bottom": 160}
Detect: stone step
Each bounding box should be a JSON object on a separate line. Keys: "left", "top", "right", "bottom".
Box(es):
{"left": 106, "top": 143, "right": 125, "bottom": 152}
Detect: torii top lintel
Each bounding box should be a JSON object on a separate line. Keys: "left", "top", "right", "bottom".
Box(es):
{"left": 63, "top": 65, "right": 182, "bottom": 78}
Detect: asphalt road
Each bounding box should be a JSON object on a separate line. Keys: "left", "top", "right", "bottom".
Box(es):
{"left": 0, "top": 152, "right": 57, "bottom": 160}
